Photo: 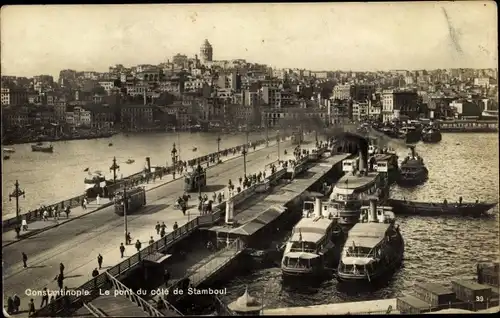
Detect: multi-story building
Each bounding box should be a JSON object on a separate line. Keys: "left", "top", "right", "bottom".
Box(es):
{"left": 261, "top": 107, "right": 328, "bottom": 127}
{"left": 261, "top": 86, "right": 281, "bottom": 108}
{"left": 474, "top": 77, "right": 491, "bottom": 87}
{"left": 382, "top": 90, "right": 420, "bottom": 121}
{"left": 98, "top": 81, "right": 115, "bottom": 94}
{"left": 91, "top": 108, "right": 115, "bottom": 129}
{"left": 332, "top": 84, "right": 353, "bottom": 100}
{"left": 121, "top": 105, "right": 154, "bottom": 128}
{"left": 172, "top": 54, "right": 189, "bottom": 67}
{"left": 1, "top": 87, "right": 28, "bottom": 106}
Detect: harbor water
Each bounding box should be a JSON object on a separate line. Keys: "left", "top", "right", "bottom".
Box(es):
{"left": 1, "top": 131, "right": 269, "bottom": 218}
{"left": 218, "top": 133, "right": 499, "bottom": 309}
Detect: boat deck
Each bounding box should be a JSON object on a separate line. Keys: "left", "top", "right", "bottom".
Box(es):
{"left": 336, "top": 171, "right": 379, "bottom": 190}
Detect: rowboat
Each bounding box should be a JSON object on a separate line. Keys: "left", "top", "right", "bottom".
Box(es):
{"left": 32, "top": 143, "right": 54, "bottom": 153}
{"left": 387, "top": 199, "right": 497, "bottom": 217}
{"left": 3, "top": 147, "right": 15, "bottom": 153}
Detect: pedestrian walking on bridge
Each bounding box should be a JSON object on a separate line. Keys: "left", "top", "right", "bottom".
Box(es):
{"left": 161, "top": 222, "right": 167, "bottom": 233}
{"left": 135, "top": 239, "right": 142, "bottom": 252}
{"left": 92, "top": 268, "right": 99, "bottom": 278}
{"left": 65, "top": 206, "right": 70, "bottom": 218}
{"left": 173, "top": 222, "right": 178, "bottom": 231}
{"left": 155, "top": 222, "right": 161, "bottom": 235}
{"left": 149, "top": 236, "right": 155, "bottom": 245}
{"left": 126, "top": 232, "right": 132, "bottom": 245}
{"left": 40, "top": 287, "right": 49, "bottom": 307}
{"left": 120, "top": 243, "right": 125, "bottom": 258}
{"left": 97, "top": 254, "right": 103, "bottom": 269}
{"left": 22, "top": 252, "right": 28, "bottom": 268}
{"left": 13, "top": 294, "right": 20, "bottom": 313}
{"left": 56, "top": 273, "right": 64, "bottom": 290}
{"left": 28, "top": 298, "right": 36, "bottom": 316}
{"left": 59, "top": 263, "right": 65, "bottom": 276}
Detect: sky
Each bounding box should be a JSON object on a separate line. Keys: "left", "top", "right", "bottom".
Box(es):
{"left": 1, "top": 2, "right": 497, "bottom": 79}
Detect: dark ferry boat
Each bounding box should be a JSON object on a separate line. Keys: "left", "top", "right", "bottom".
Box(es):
{"left": 337, "top": 198, "right": 404, "bottom": 283}
{"left": 421, "top": 126, "right": 442, "bottom": 143}
{"left": 398, "top": 126, "right": 421, "bottom": 144}
{"left": 397, "top": 146, "right": 428, "bottom": 186}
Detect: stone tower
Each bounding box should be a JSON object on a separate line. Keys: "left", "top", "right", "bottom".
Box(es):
{"left": 200, "top": 39, "right": 213, "bottom": 63}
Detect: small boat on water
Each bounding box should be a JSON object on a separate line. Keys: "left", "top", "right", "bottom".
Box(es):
{"left": 337, "top": 198, "right": 404, "bottom": 283}
{"left": 126, "top": 159, "right": 135, "bottom": 164}
{"left": 4, "top": 155, "right": 10, "bottom": 160}
{"left": 281, "top": 198, "right": 343, "bottom": 281}
{"left": 397, "top": 146, "right": 428, "bottom": 186}
{"left": 192, "top": 147, "right": 197, "bottom": 152}
{"left": 387, "top": 199, "right": 497, "bottom": 217}
{"left": 3, "top": 147, "right": 15, "bottom": 153}
{"left": 108, "top": 143, "right": 113, "bottom": 147}
{"left": 398, "top": 125, "right": 421, "bottom": 144}
{"left": 31, "top": 142, "right": 53, "bottom": 153}
{"left": 421, "top": 127, "right": 442, "bottom": 143}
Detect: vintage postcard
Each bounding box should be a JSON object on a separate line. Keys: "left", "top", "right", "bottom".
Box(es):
{"left": 1, "top": 2, "right": 498, "bottom": 317}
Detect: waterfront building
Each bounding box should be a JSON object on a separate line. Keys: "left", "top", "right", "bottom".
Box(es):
{"left": 261, "top": 107, "right": 328, "bottom": 128}
{"left": 1, "top": 87, "right": 28, "bottom": 106}
{"left": 120, "top": 104, "right": 154, "bottom": 129}
{"left": 382, "top": 89, "right": 420, "bottom": 121}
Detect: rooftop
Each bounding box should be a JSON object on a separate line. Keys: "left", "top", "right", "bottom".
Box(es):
{"left": 335, "top": 172, "right": 379, "bottom": 190}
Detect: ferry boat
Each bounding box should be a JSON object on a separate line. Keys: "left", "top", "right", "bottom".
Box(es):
{"left": 398, "top": 126, "right": 421, "bottom": 144}
{"left": 337, "top": 198, "right": 404, "bottom": 283}
{"left": 323, "top": 153, "right": 389, "bottom": 230}
{"left": 421, "top": 126, "right": 442, "bottom": 143}
{"left": 370, "top": 150, "right": 399, "bottom": 184}
{"left": 397, "top": 146, "right": 428, "bottom": 186}
{"left": 281, "top": 198, "right": 343, "bottom": 280}
{"left": 126, "top": 159, "right": 135, "bottom": 164}
{"left": 31, "top": 142, "right": 53, "bottom": 153}
{"left": 84, "top": 172, "right": 107, "bottom": 198}
{"left": 3, "top": 147, "right": 15, "bottom": 153}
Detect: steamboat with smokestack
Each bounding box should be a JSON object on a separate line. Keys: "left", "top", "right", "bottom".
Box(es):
{"left": 337, "top": 197, "right": 404, "bottom": 283}
{"left": 321, "top": 147, "right": 391, "bottom": 230}
{"left": 421, "top": 123, "right": 442, "bottom": 143}
{"left": 281, "top": 197, "right": 343, "bottom": 280}
{"left": 397, "top": 145, "right": 428, "bottom": 186}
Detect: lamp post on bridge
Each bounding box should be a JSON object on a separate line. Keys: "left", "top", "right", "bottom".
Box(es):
{"left": 122, "top": 186, "right": 129, "bottom": 244}
{"left": 171, "top": 143, "right": 178, "bottom": 179}
{"left": 217, "top": 136, "right": 221, "bottom": 163}
{"left": 9, "top": 180, "right": 25, "bottom": 238}
{"left": 277, "top": 130, "right": 281, "bottom": 162}
{"left": 110, "top": 157, "right": 120, "bottom": 182}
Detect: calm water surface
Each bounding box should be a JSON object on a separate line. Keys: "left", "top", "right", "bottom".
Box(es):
{"left": 2, "top": 131, "right": 269, "bottom": 217}
{"left": 219, "top": 133, "right": 499, "bottom": 308}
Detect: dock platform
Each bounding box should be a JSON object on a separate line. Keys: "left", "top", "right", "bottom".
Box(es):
{"left": 262, "top": 298, "right": 399, "bottom": 315}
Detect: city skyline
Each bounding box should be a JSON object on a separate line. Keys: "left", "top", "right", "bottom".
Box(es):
{"left": 1, "top": 2, "right": 497, "bottom": 79}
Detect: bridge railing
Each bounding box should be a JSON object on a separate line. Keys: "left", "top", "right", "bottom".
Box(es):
{"left": 3, "top": 136, "right": 284, "bottom": 231}
{"left": 106, "top": 272, "right": 164, "bottom": 317}
{"left": 166, "top": 238, "right": 245, "bottom": 304}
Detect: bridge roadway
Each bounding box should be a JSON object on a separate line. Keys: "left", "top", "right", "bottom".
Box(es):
{"left": 2, "top": 139, "right": 306, "bottom": 316}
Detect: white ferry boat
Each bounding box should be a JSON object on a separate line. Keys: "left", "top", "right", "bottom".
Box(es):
{"left": 337, "top": 198, "right": 404, "bottom": 283}
{"left": 281, "top": 198, "right": 342, "bottom": 280}
{"left": 323, "top": 152, "right": 390, "bottom": 230}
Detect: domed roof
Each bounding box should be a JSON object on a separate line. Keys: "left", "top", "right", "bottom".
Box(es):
{"left": 228, "top": 288, "right": 262, "bottom": 312}
{"left": 201, "top": 39, "right": 212, "bottom": 49}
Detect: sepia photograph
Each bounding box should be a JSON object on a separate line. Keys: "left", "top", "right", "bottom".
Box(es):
{"left": 1, "top": 2, "right": 498, "bottom": 316}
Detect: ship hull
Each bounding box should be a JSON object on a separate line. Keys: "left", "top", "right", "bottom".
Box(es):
{"left": 421, "top": 132, "right": 442, "bottom": 143}
{"left": 31, "top": 146, "right": 53, "bottom": 153}
{"left": 397, "top": 169, "right": 428, "bottom": 186}
{"left": 387, "top": 199, "right": 497, "bottom": 217}
{"left": 336, "top": 259, "right": 401, "bottom": 284}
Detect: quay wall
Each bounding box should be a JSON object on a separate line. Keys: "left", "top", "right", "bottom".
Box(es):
{"left": 2, "top": 136, "right": 285, "bottom": 231}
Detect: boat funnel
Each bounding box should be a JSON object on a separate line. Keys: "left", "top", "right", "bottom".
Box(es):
{"left": 408, "top": 145, "right": 416, "bottom": 158}
{"left": 145, "top": 157, "right": 151, "bottom": 172}
{"left": 225, "top": 198, "right": 234, "bottom": 224}
{"left": 314, "top": 197, "right": 322, "bottom": 218}
{"left": 367, "top": 196, "right": 378, "bottom": 222}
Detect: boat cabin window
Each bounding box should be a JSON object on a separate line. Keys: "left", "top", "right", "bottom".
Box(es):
{"left": 290, "top": 241, "right": 317, "bottom": 252}
{"left": 303, "top": 201, "right": 314, "bottom": 212}
{"left": 345, "top": 245, "right": 372, "bottom": 257}
{"left": 284, "top": 257, "right": 311, "bottom": 268}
